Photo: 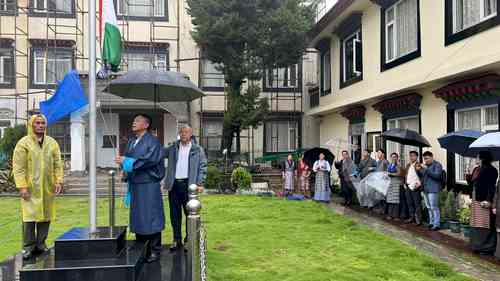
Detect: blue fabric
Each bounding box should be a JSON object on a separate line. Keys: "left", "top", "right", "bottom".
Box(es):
{"left": 123, "top": 132, "right": 165, "bottom": 235}
{"left": 40, "top": 70, "right": 88, "bottom": 125}
{"left": 418, "top": 161, "right": 443, "bottom": 193}
{"left": 122, "top": 157, "right": 136, "bottom": 173}
{"left": 287, "top": 194, "right": 305, "bottom": 201}
{"left": 388, "top": 163, "right": 397, "bottom": 173}
{"left": 123, "top": 182, "right": 132, "bottom": 208}
{"left": 424, "top": 192, "right": 440, "bottom": 227}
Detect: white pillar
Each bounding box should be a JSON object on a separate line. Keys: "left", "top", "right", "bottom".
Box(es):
{"left": 70, "top": 107, "right": 87, "bottom": 174}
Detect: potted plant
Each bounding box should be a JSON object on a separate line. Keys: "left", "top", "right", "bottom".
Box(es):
{"left": 445, "top": 191, "right": 461, "bottom": 233}
{"left": 458, "top": 207, "right": 471, "bottom": 238}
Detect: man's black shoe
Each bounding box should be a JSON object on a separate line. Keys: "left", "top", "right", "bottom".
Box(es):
{"left": 33, "top": 246, "right": 48, "bottom": 255}
{"left": 427, "top": 224, "right": 434, "bottom": 229}
{"left": 22, "top": 250, "right": 33, "bottom": 260}
{"left": 169, "top": 241, "right": 183, "bottom": 252}
{"left": 146, "top": 252, "right": 161, "bottom": 263}
{"left": 431, "top": 226, "right": 440, "bottom": 231}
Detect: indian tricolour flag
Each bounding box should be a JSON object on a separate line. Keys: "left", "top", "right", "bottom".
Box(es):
{"left": 99, "top": 0, "right": 122, "bottom": 71}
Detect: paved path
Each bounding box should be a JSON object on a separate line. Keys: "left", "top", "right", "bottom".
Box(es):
{"left": 328, "top": 201, "right": 500, "bottom": 281}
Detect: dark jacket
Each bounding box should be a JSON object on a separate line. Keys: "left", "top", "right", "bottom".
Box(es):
{"left": 417, "top": 160, "right": 443, "bottom": 193}
{"left": 163, "top": 140, "right": 208, "bottom": 191}
{"left": 493, "top": 180, "right": 500, "bottom": 227}
{"left": 358, "top": 158, "right": 377, "bottom": 179}
{"left": 124, "top": 132, "right": 165, "bottom": 184}
{"left": 468, "top": 164, "right": 498, "bottom": 202}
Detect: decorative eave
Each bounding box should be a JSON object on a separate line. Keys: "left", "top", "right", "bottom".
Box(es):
{"left": 433, "top": 73, "right": 500, "bottom": 103}
{"left": 123, "top": 41, "right": 170, "bottom": 49}
{"left": 0, "top": 38, "right": 14, "bottom": 48}
{"left": 341, "top": 105, "right": 366, "bottom": 123}
{"left": 373, "top": 93, "right": 422, "bottom": 115}
{"left": 29, "top": 38, "right": 75, "bottom": 48}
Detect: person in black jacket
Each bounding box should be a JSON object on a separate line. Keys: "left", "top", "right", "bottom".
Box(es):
{"left": 466, "top": 151, "right": 498, "bottom": 255}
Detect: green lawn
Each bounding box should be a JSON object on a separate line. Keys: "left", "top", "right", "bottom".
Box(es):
{"left": 0, "top": 195, "right": 473, "bottom": 281}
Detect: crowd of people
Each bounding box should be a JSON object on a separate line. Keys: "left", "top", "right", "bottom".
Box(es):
{"left": 282, "top": 148, "right": 500, "bottom": 259}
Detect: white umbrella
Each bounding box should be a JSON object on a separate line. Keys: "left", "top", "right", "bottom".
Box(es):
{"left": 468, "top": 132, "right": 500, "bottom": 160}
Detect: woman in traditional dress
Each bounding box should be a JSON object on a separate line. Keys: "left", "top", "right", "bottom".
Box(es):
{"left": 282, "top": 154, "right": 296, "bottom": 197}
{"left": 466, "top": 151, "right": 498, "bottom": 255}
{"left": 386, "top": 153, "right": 403, "bottom": 220}
{"left": 298, "top": 155, "right": 311, "bottom": 198}
{"left": 313, "top": 153, "right": 331, "bottom": 202}
{"left": 492, "top": 176, "right": 500, "bottom": 260}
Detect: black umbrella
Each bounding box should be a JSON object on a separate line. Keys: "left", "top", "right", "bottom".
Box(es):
{"left": 382, "top": 128, "right": 431, "bottom": 147}
{"left": 104, "top": 70, "right": 205, "bottom": 102}
{"left": 303, "top": 147, "right": 335, "bottom": 168}
{"left": 438, "top": 130, "right": 484, "bottom": 157}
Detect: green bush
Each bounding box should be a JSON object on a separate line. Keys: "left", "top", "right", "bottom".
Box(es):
{"left": 206, "top": 165, "right": 223, "bottom": 190}
{"left": 231, "top": 167, "right": 252, "bottom": 191}
{"left": 458, "top": 207, "right": 471, "bottom": 225}
{"left": 0, "top": 125, "right": 26, "bottom": 168}
{"left": 443, "top": 191, "right": 458, "bottom": 221}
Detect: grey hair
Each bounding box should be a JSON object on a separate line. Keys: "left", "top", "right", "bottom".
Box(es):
{"left": 178, "top": 124, "right": 192, "bottom": 131}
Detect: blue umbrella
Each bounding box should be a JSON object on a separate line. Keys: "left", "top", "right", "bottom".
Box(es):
{"left": 438, "top": 130, "right": 485, "bottom": 158}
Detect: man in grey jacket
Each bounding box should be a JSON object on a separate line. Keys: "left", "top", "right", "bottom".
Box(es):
{"left": 163, "top": 125, "right": 207, "bottom": 251}
{"left": 417, "top": 151, "right": 443, "bottom": 231}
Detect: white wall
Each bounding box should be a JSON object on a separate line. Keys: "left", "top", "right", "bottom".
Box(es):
{"left": 96, "top": 113, "right": 119, "bottom": 168}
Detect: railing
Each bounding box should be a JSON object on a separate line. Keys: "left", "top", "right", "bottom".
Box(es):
{"left": 187, "top": 184, "right": 207, "bottom": 281}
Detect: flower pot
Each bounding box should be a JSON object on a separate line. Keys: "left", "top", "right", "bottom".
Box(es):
{"left": 461, "top": 224, "right": 472, "bottom": 238}
{"left": 441, "top": 220, "right": 450, "bottom": 230}
{"left": 449, "top": 221, "right": 461, "bottom": 233}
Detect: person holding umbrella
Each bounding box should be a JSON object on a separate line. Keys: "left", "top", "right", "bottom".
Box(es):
{"left": 416, "top": 151, "right": 444, "bottom": 231}
{"left": 466, "top": 151, "right": 498, "bottom": 255}
{"left": 313, "top": 153, "right": 331, "bottom": 203}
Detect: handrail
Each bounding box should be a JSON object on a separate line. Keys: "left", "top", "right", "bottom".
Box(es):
{"left": 108, "top": 170, "right": 116, "bottom": 227}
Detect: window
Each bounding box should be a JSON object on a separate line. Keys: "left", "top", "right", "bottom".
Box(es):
{"left": 117, "top": 0, "right": 167, "bottom": 19}
{"left": 453, "top": 0, "right": 497, "bottom": 33}
{"left": 320, "top": 50, "right": 331, "bottom": 95}
{"left": 266, "top": 65, "right": 299, "bottom": 89}
{"left": 103, "top": 135, "right": 117, "bottom": 148}
{"left": 0, "top": 0, "right": 15, "bottom": 12}
{"left": 32, "top": 48, "right": 73, "bottom": 86}
{"left": 202, "top": 120, "right": 223, "bottom": 152}
{"left": 48, "top": 119, "right": 71, "bottom": 157}
{"left": 200, "top": 59, "right": 224, "bottom": 89}
{"left": 385, "top": 0, "right": 419, "bottom": 63}
{"left": 0, "top": 109, "right": 13, "bottom": 140}
{"left": 386, "top": 116, "right": 419, "bottom": 167}
{"left": 32, "top": 0, "right": 72, "bottom": 14}
{"left": 122, "top": 49, "right": 169, "bottom": 71}
{"left": 0, "top": 48, "right": 14, "bottom": 87}
{"left": 265, "top": 120, "right": 299, "bottom": 153}
{"left": 455, "top": 105, "right": 498, "bottom": 183}
{"left": 342, "top": 30, "right": 362, "bottom": 85}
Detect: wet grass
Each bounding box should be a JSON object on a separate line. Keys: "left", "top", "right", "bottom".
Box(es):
{"left": 0, "top": 195, "right": 474, "bottom": 281}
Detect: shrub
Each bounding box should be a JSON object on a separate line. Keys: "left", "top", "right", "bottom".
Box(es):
{"left": 206, "top": 165, "right": 223, "bottom": 190}
{"left": 231, "top": 167, "right": 252, "bottom": 191}
{"left": 0, "top": 125, "right": 26, "bottom": 168}
{"left": 444, "top": 191, "right": 458, "bottom": 221}
{"left": 458, "top": 207, "right": 471, "bottom": 225}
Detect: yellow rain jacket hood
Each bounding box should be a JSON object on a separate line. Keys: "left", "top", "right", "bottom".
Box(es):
{"left": 12, "top": 114, "right": 64, "bottom": 222}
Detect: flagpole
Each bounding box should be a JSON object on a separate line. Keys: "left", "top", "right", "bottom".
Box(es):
{"left": 89, "top": 0, "right": 98, "bottom": 233}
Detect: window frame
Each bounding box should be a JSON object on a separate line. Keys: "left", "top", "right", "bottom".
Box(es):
{"left": 30, "top": 46, "right": 75, "bottom": 89}
{"left": 0, "top": 0, "right": 16, "bottom": 14}
{"left": 199, "top": 55, "right": 225, "bottom": 92}
{"left": 262, "top": 63, "right": 302, "bottom": 93}
{"left": 340, "top": 29, "right": 363, "bottom": 89}
{"left": 385, "top": 115, "right": 420, "bottom": 167}
{"left": 121, "top": 45, "right": 169, "bottom": 72}
{"left": 320, "top": 49, "right": 331, "bottom": 96}
{"left": 114, "top": 0, "right": 169, "bottom": 22}
{"left": 380, "top": 0, "right": 421, "bottom": 71}
{"left": 29, "top": 0, "right": 76, "bottom": 18}
{"left": 445, "top": 0, "right": 500, "bottom": 46}
{"left": 0, "top": 47, "right": 15, "bottom": 88}
{"left": 454, "top": 104, "right": 499, "bottom": 184}
{"left": 263, "top": 118, "right": 301, "bottom": 154}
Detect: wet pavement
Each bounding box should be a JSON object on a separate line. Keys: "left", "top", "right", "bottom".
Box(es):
{"left": 328, "top": 197, "right": 500, "bottom": 281}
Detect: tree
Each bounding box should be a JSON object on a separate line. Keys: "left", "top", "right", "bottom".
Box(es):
{"left": 187, "top": 0, "right": 315, "bottom": 154}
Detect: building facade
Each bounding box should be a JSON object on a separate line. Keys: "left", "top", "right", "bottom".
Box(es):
{"left": 0, "top": 0, "right": 319, "bottom": 172}
{"left": 307, "top": 0, "right": 500, "bottom": 189}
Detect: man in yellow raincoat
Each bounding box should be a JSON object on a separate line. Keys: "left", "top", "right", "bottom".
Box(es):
{"left": 13, "top": 114, "right": 64, "bottom": 260}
